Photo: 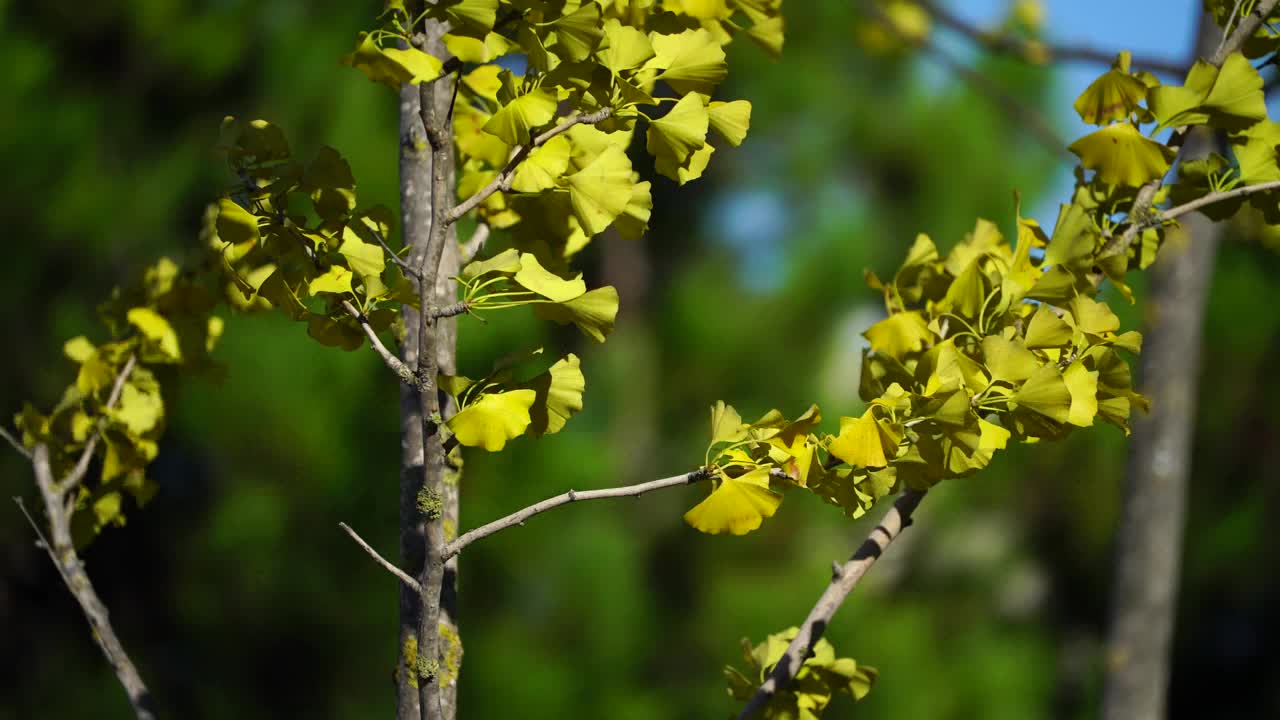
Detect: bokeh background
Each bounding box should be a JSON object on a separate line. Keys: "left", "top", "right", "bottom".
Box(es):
{"left": 2, "top": 1, "right": 1279, "bottom": 718}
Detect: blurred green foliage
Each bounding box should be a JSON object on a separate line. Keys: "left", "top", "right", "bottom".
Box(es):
{"left": 2, "top": 1, "right": 1278, "bottom": 719}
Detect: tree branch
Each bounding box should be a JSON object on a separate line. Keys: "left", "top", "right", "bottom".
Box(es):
{"left": 340, "top": 521, "right": 423, "bottom": 593}
{"left": 1142, "top": 179, "right": 1280, "bottom": 229}
{"left": 444, "top": 468, "right": 712, "bottom": 560}
{"left": 443, "top": 108, "right": 613, "bottom": 225}
{"left": 459, "top": 222, "right": 490, "bottom": 265}
{"left": 918, "top": 0, "right": 1187, "bottom": 75}
{"left": 373, "top": 228, "right": 422, "bottom": 280}
{"left": 736, "top": 489, "right": 927, "bottom": 719}
{"left": 1, "top": 424, "right": 31, "bottom": 460}
{"left": 58, "top": 354, "right": 137, "bottom": 496}
{"left": 1102, "top": 0, "right": 1280, "bottom": 259}
{"left": 23, "top": 445, "right": 157, "bottom": 720}
{"left": 341, "top": 300, "right": 423, "bottom": 390}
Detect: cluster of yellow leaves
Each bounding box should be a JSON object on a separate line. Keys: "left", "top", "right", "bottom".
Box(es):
{"left": 440, "top": 350, "right": 585, "bottom": 452}
{"left": 725, "top": 627, "right": 877, "bottom": 719}
{"left": 686, "top": 214, "right": 1147, "bottom": 536}
{"left": 16, "top": 258, "right": 223, "bottom": 545}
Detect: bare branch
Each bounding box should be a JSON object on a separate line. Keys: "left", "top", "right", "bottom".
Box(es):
{"left": 460, "top": 222, "right": 491, "bottom": 265}
{"left": 737, "top": 489, "right": 927, "bottom": 719}
{"left": 918, "top": 0, "right": 1187, "bottom": 75}
{"left": 341, "top": 300, "right": 423, "bottom": 390}
{"left": 340, "top": 522, "right": 423, "bottom": 593}
{"left": 444, "top": 108, "right": 613, "bottom": 225}
{"left": 58, "top": 354, "right": 137, "bottom": 495}
{"left": 444, "top": 468, "right": 711, "bottom": 559}
{"left": 1212, "top": 0, "right": 1279, "bottom": 65}
{"left": 1, "top": 424, "right": 31, "bottom": 460}
{"left": 25, "top": 445, "right": 157, "bottom": 720}
{"left": 1144, "top": 179, "right": 1280, "bottom": 229}
{"left": 373, "top": 228, "right": 422, "bottom": 280}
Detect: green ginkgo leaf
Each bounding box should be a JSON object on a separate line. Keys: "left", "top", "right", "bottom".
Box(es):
{"left": 514, "top": 253, "right": 587, "bottom": 302}
{"left": 1068, "top": 122, "right": 1176, "bottom": 187}
{"left": 708, "top": 100, "right": 752, "bottom": 146}
{"left": 597, "top": 19, "right": 655, "bottom": 72}
{"left": 339, "top": 226, "right": 385, "bottom": 279}
{"left": 1063, "top": 361, "right": 1099, "bottom": 427}
{"left": 863, "top": 311, "right": 932, "bottom": 359}
{"left": 614, "top": 180, "right": 653, "bottom": 240}
{"left": 448, "top": 388, "right": 537, "bottom": 451}
{"left": 978, "top": 418, "right": 1011, "bottom": 450}
{"left": 1044, "top": 202, "right": 1098, "bottom": 268}
{"left": 649, "top": 28, "right": 728, "bottom": 95}
{"left": 646, "top": 92, "right": 709, "bottom": 167}
{"left": 654, "top": 142, "right": 715, "bottom": 185}
{"left": 1024, "top": 305, "right": 1073, "bottom": 348}
{"left": 1232, "top": 120, "right": 1280, "bottom": 184}
{"left": 510, "top": 135, "right": 571, "bottom": 194}
{"left": 432, "top": 0, "right": 498, "bottom": 35}
{"left": 461, "top": 248, "right": 522, "bottom": 281}
{"left": 982, "top": 335, "right": 1040, "bottom": 383}
{"left": 1014, "top": 364, "right": 1072, "bottom": 423}
{"left": 342, "top": 32, "right": 444, "bottom": 88}
{"left": 443, "top": 32, "right": 512, "bottom": 63}
{"left": 1148, "top": 53, "right": 1266, "bottom": 131}
{"left": 127, "top": 308, "right": 182, "bottom": 361}
{"left": 547, "top": 2, "right": 604, "bottom": 61}
{"left": 566, "top": 145, "right": 635, "bottom": 235}
{"left": 827, "top": 410, "right": 891, "bottom": 468}
{"left": 1068, "top": 295, "right": 1120, "bottom": 334}
{"left": 745, "top": 15, "right": 784, "bottom": 58}
{"left": 1072, "top": 51, "right": 1149, "bottom": 125}
{"left": 683, "top": 467, "right": 782, "bottom": 535}
{"left": 308, "top": 266, "right": 354, "bottom": 296}
{"left": 484, "top": 88, "right": 558, "bottom": 146}
{"left": 522, "top": 354, "right": 585, "bottom": 436}
{"left": 215, "top": 198, "right": 261, "bottom": 247}
{"left": 533, "top": 286, "right": 619, "bottom": 342}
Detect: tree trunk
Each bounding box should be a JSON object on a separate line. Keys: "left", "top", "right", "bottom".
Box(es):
{"left": 1100, "top": 16, "right": 1221, "bottom": 718}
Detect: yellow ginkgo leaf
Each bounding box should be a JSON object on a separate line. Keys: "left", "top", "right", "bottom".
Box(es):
{"left": 514, "top": 253, "right": 586, "bottom": 302}
{"left": 710, "top": 400, "right": 746, "bottom": 445}
{"left": 863, "top": 311, "right": 932, "bottom": 359}
{"left": 1063, "top": 361, "right": 1099, "bottom": 427}
{"left": 1148, "top": 53, "right": 1266, "bottom": 131}
{"left": 649, "top": 28, "right": 728, "bottom": 95}
{"left": 342, "top": 32, "right": 444, "bottom": 88}
{"left": 533, "top": 286, "right": 620, "bottom": 342}
{"left": 483, "top": 88, "right": 558, "bottom": 146}
{"left": 566, "top": 145, "right": 635, "bottom": 235}
{"left": 654, "top": 142, "right": 714, "bottom": 185}
{"left": 1067, "top": 122, "right": 1176, "bottom": 187}
{"left": 1072, "top": 51, "right": 1149, "bottom": 125}
{"left": 1014, "top": 365, "right": 1072, "bottom": 423}
{"left": 461, "top": 248, "right": 522, "bottom": 281}
{"left": 308, "top": 266, "right": 354, "bottom": 296}
{"left": 510, "top": 135, "right": 571, "bottom": 194}
{"left": 982, "top": 335, "right": 1040, "bottom": 383}
{"left": 339, "top": 226, "right": 385, "bottom": 279}
{"left": 448, "top": 389, "right": 537, "bottom": 452}
{"left": 827, "top": 410, "right": 891, "bottom": 468}
{"left": 708, "top": 100, "right": 752, "bottom": 147}
{"left": 977, "top": 418, "right": 1011, "bottom": 450}
{"left": 614, "top": 180, "right": 653, "bottom": 240}
{"left": 127, "top": 308, "right": 182, "bottom": 361}
{"left": 1024, "top": 305, "right": 1073, "bottom": 348}
{"left": 521, "top": 354, "right": 585, "bottom": 436}
{"left": 442, "top": 31, "right": 512, "bottom": 64}
{"left": 64, "top": 336, "right": 95, "bottom": 364}
{"left": 646, "top": 92, "right": 709, "bottom": 167}
{"left": 683, "top": 468, "right": 782, "bottom": 535}
{"left": 596, "top": 19, "right": 654, "bottom": 72}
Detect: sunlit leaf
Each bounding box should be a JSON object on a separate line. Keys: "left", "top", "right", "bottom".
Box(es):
{"left": 683, "top": 467, "right": 781, "bottom": 536}
{"left": 1068, "top": 122, "right": 1176, "bottom": 187}
{"left": 448, "top": 389, "right": 537, "bottom": 451}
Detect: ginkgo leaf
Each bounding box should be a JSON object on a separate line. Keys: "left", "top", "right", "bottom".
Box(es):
{"left": 522, "top": 354, "right": 585, "bottom": 436}
{"left": 510, "top": 135, "right": 571, "bottom": 194}
{"left": 745, "top": 15, "right": 784, "bottom": 58}
{"left": 710, "top": 400, "right": 747, "bottom": 445}
{"left": 1014, "top": 365, "right": 1072, "bottom": 423}
{"left": 708, "top": 100, "right": 751, "bottom": 146}
{"left": 484, "top": 88, "right": 558, "bottom": 146}
{"left": 339, "top": 227, "right": 385, "bottom": 278}
{"left": 1024, "top": 305, "right": 1073, "bottom": 348}
{"left": 127, "top": 308, "right": 182, "bottom": 361}
{"left": 514, "top": 253, "right": 586, "bottom": 302}
{"left": 433, "top": 0, "right": 498, "bottom": 35}
{"left": 443, "top": 32, "right": 512, "bottom": 63}
{"left": 308, "top": 266, "right": 354, "bottom": 296}
{"left": 108, "top": 381, "right": 164, "bottom": 435}
{"left": 533, "top": 286, "right": 619, "bottom": 342}
{"left": 455, "top": 107, "right": 512, "bottom": 167}
{"left": 215, "top": 198, "right": 261, "bottom": 247}
{"left": 1068, "top": 295, "right": 1120, "bottom": 334}
{"left": 982, "top": 335, "right": 1040, "bottom": 383}
{"left": 448, "top": 389, "right": 536, "bottom": 451}
{"left": 1148, "top": 53, "right": 1266, "bottom": 131}
{"left": 863, "top": 311, "right": 932, "bottom": 359}
{"left": 342, "top": 32, "right": 444, "bottom": 88}
{"left": 613, "top": 180, "right": 653, "bottom": 240}
{"left": 649, "top": 29, "right": 728, "bottom": 95}
{"left": 461, "top": 248, "right": 522, "bottom": 281}
{"left": 1044, "top": 202, "right": 1098, "bottom": 268}
{"left": 547, "top": 2, "right": 604, "bottom": 61}
{"left": 654, "top": 142, "right": 715, "bottom": 184}
{"left": 683, "top": 467, "right": 782, "bottom": 535}
{"left": 64, "top": 336, "right": 95, "bottom": 364}
{"left": 566, "top": 145, "right": 635, "bottom": 235}
{"left": 1063, "top": 361, "right": 1099, "bottom": 427}
{"left": 597, "top": 19, "right": 655, "bottom": 72}
{"left": 1073, "top": 52, "right": 1148, "bottom": 125}
{"left": 646, "top": 92, "right": 709, "bottom": 167}
{"left": 1232, "top": 120, "right": 1280, "bottom": 184}
{"left": 978, "top": 418, "right": 1011, "bottom": 450}
{"left": 1069, "top": 122, "right": 1176, "bottom": 187}
{"left": 827, "top": 410, "right": 891, "bottom": 468}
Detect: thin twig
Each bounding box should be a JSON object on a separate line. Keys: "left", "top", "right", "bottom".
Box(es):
{"left": 26, "top": 445, "right": 157, "bottom": 720}
{"left": 432, "top": 301, "right": 470, "bottom": 319}
{"left": 444, "top": 468, "right": 711, "bottom": 559}
{"left": 58, "top": 354, "right": 137, "bottom": 495}
{"left": 1102, "top": 0, "right": 1280, "bottom": 259}
{"left": 1143, "top": 179, "right": 1280, "bottom": 229}
{"left": 1, "top": 425, "right": 31, "bottom": 460}
{"left": 444, "top": 108, "right": 613, "bottom": 225}
{"left": 341, "top": 300, "right": 423, "bottom": 389}
{"left": 918, "top": 0, "right": 1187, "bottom": 75}
{"left": 460, "top": 222, "right": 491, "bottom": 265}
{"left": 373, "top": 229, "right": 422, "bottom": 280}
{"left": 340, "top": 522, "right": 423, "bottom": 593}
{"left": 737, "top": 489, "right": 927, "bottom": 719}
{"left": 1215, "top": 0, "right": 1252, "bottom": 60}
